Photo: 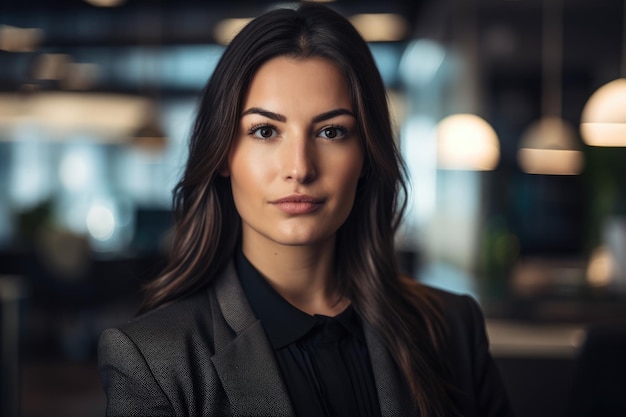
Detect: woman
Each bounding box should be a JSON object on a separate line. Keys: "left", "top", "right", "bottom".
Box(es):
{"left": 98, "top": 3, "right": 514, "bottom": 417}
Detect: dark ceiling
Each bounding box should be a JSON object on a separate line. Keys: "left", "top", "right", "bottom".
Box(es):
{"left": 1, "top": 1, "right": 622, "bottom": 68}
{"left": 1, "top": 0, "right": 622, "bottom": 69}
{"left": 0, "top": 0, "right": 426, "bottom": 46}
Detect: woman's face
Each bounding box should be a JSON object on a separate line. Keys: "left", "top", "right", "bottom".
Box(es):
{"left": 226, "top": 56, "right": 364, "bottom": 250}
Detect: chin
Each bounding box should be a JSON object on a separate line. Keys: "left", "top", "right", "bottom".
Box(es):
{"left": 272, "top": 229, "right": 333, "bottom": 247}
{"left": 275, "top": 235, "right": 325, "bottom": 247}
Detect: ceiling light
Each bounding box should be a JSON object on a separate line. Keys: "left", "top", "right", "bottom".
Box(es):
{"left": 349, "top": 13, "right": 408, "bottom": 42}
{"left": 580, "top": 78, "right": 626, "bottom": 146}
{"left": 517, "top": 1, "right": 585, "bottom": 175}
{"left": 436, "top": 114, "right": 500, "bottom": 171}
{"left": 517, "top": 117, "right": 584, "bottom": 175}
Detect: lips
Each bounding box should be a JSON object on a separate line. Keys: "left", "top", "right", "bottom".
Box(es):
{"left": 270, "top": 194, "right": 325, "bottom": 214}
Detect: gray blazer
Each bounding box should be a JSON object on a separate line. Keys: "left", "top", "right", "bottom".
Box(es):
{"left": 98, "top": 263, "right": 513, "bottom": 417}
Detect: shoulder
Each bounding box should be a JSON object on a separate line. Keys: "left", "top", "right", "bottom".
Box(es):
{"left": 100, "top": 284, "right": 226, "bottom": 367}
{"left": 98, "top": 286, "right": 225, "bottom": 391}
{"left": 398, "top": 276, "right": 487, "bottom": 346}
{"left": 97, "top": 285, "right": 234, "bottom": 416}
{"left": 428, "top": 286, "right": 483, "bottom": 325}
{"left": 417, "top": 284, "right": 489, "bottom": 352}
{"left": 411, "top": 284, "right": 516, "bottom": 417}
{"left": 101, "top": 261, "right": 251, "bottom": 357}
{"left": 420, "top": 285, "right": 493, "bottom": 378}
{"left": 123, "top": 289, "right": 214, "bottom": 340}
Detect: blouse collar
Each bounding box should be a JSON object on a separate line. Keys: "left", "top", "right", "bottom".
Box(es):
{"left": 235, "top": 247, "right": 363, "bottom": 349}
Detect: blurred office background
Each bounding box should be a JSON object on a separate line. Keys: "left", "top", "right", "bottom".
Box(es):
{"left": 1, "top": 0, "right": 626, "bottom": 416}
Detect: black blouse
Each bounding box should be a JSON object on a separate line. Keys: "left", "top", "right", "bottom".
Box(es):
{"left": 235, "top": 249, "right": 382, "bottom": 417}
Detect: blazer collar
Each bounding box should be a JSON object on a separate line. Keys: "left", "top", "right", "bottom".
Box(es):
{"left": 211, "top": 262, "right": 416, "bottom": 417}
{"left": 211, "top": 263, "right": 295, "bottom": 416}
{"left": 364, "top": 321, "right": 419, "bottom": 416}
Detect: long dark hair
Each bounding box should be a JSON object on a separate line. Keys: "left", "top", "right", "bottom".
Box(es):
{"left": 141, "top": 3, "right": 455, "bottom": 416}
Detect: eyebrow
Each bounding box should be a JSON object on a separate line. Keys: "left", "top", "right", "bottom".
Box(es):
{"left": 241, "top": 107, "right": 286, "bottom": 122}
{"left": 241, "top": 107, "right": 355, "bottom": 123}
{"left": 312, "top": 108, "right": 355, "bottom": 123}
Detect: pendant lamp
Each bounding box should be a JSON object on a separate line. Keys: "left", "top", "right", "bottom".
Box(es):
{"left": 435, "top": 0, "right": 500, "bottom": 171}
{"left": 517, "top": 0, "right": 584, "bottom": 175}
{"left": 580, "top": 0, "right": 626, "bottom": 147}
{"left": 518, "top": 117, "right": 584, "bottom": 175}
{"left": 437, "top": 113, "right": 500, "bottom": 171}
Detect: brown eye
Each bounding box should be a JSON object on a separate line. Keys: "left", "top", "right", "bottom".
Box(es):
{"left": 251, "top": 125, "right": 278, "bottom": 140}
{"left": 323, "top": 128, "right": 337, "bottom": 139}
{"left": 318, "top": 126, "right": 347, "bottom": 140}
{"left": 260, "top": 127, "right": 274, "bottom": 138}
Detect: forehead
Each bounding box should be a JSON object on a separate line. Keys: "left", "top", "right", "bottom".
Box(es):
{"left": 243, "top": 56, "right": 352, "bottom": 111}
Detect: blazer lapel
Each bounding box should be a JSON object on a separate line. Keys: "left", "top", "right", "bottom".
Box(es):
{"left": 211, "top": 320, "right": 294, "bottom": 416}
{"left": 364, "top": 321, "right": 419, "bottom": 417}
{"left": 211, "top": 263, "right": 295, "bottom": 417}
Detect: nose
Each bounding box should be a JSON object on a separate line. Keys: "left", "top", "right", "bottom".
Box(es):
{"left": 281, "top": 135, "right": 317, "bottom": 184}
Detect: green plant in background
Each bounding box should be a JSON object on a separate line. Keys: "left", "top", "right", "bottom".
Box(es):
{"left": 582, "top": 147, "right": 626, "bottom": 254}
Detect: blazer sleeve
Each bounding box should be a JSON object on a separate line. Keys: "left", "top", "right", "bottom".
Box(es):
{"left": 98, "top": 328, "right": 175, "bottom": 417}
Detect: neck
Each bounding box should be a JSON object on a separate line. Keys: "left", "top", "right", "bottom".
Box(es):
{"left": 241, "top": 237, "right": 349, "bottom": 316}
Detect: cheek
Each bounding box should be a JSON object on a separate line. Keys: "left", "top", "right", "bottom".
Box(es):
{"left": 326, "top": 150, "right": 364, "bottom": 205}
{"left": 229, "top": 146, "right": 271, "bottom": 189}
{"left": 229, "top": 157, "right": 262, "bottom": 216}
{"left": 340, "top": 150, "right": 365, "bottom": 187}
